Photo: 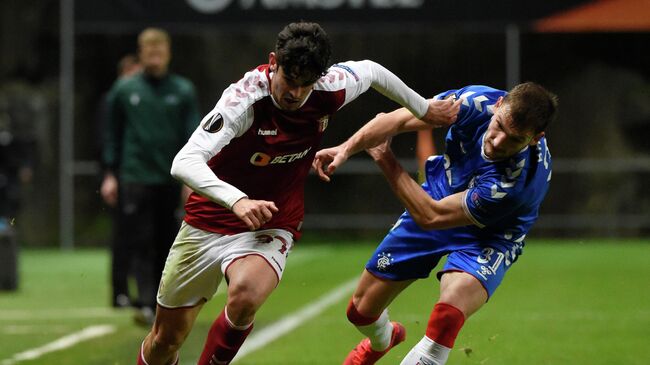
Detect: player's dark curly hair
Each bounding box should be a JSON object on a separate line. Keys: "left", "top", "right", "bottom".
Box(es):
{"left": 275, "top": 22, "right": 331, "bottom": 84}
{"left": 505, "top": 82, "right": 559, "bottom": 134}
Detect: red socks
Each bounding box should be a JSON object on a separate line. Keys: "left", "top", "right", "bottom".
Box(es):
{"left": 346, "top": 299, "right": 380, "bottom": 326}
{"left": 197, "top": 309, "right": 253, "bottom": 365}
{"left": 425, "top": 302, "right": 465, "bottom": 348}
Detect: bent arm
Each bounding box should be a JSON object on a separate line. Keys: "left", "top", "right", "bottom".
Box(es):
{"left": 312, "top": 98, "right": 458, "bottom": 182}
{"left": 171, "top": 139, "right": 247, "bottom": 210}
{"left": 371, "top": 144, "right": 473, "bottom": 230}
{"left": 341, "top": 107, "right": 430, "bottom": 158}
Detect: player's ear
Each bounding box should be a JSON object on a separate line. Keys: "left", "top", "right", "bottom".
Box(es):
{"left": 530, "top": 131, "right": 545, "bottom": 145}
{"left": 268, "top": 52, "right": 277, "bottom": 72}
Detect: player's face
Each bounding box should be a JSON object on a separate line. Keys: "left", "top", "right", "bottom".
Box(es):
{"left": 268, "top": 53, "right": 316, "bottom": 111}
{"left": 271, "top": 66, "right": 316, "bottom": 111}
{"left": 139, "top": 40, "right": 170, "bottom": 77}
{"left": 483, "top": 103, "right": 539, "bottom": 160}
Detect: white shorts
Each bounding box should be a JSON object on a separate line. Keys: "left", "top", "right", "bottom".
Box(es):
{"left": 157, "top": 221, "right": 294, "bottom": 308}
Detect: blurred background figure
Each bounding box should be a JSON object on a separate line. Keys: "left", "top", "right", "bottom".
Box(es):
{"left": 0, "top": 78, "right": 40, "bottom": 291}
{"left": 96, "top": 53, "right": 141, "bottom": 309}
{"left": 0, "top": 100, "right": 34, "bottom": 229}
{"left": 100, "top": 28, "right": 200, "bottom": 325}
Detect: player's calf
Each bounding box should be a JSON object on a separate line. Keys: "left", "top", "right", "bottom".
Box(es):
{"left": 343, "top": 299, "right": 407, "bottom": 365}
{"left": 197, "top": 308, "right": 253, "bottom": 365}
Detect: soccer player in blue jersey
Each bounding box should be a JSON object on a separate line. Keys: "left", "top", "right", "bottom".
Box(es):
{"left": 313, "top": 82, "right": 558, "bottom": 365}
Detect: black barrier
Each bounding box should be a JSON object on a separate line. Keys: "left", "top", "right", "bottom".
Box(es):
{"left": 0, "top": 226, "right": 18, "bottom": 291}
{"left": 75, "top": 0, "right": 593, "bottom": 31}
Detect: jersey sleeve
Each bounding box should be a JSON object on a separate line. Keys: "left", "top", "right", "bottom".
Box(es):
{"left": 171, "top": 69, "right": 267, "bottom": 209}
{"left": 436, "top": 85, "right": 506, "bottom": 131}
{"left": 326, "top": 60, "right": 428, "bottom": 118}
{"left": 460, "top": 158, "right": 528, "bottom": 228}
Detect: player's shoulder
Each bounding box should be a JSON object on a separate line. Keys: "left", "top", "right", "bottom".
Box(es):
{"left": 233, "top": 65, "right": 271, "bottom": 95}
{"left": 313, "top": 61, "right": 362, "bottom": 92}
{"left": 215, "top": 65, "right": 270, "bottom": 121}
{"left": 454, "top": 85, "right": 506, "bottom": 103}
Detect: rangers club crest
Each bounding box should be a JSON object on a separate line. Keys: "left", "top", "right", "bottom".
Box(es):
{"left": 376, "top": 252, "right": 394, "bottom": 271}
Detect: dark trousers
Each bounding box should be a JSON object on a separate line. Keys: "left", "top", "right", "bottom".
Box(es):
{"left": 110, "top": 205, "right": 131, "bottom": 303}
{"left": 118, "top": 183, "right": 181, "bottom": 309}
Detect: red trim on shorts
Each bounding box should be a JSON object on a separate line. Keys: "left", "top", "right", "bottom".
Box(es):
{"left": 156, "top": 301, "right": 206, "bottom": 310}
{"left": 224, "top": 253, "right": 281, "bottom": 287}
{"left": 436, "top": 269, "right": 490, "bottom": 301}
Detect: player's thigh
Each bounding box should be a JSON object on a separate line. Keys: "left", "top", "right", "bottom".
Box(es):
{"left": 437, "top": 243, "right": 520, "bottom": 317}
{"left": 157, "top": 223, "right": 226, "bottom": 308}
{"left": 225, "top": 254, "right": 279, "bottom": 309}
{"left": 353, "top": 269, "right": 415, "bottom": 317}
{"left": 221, "top": 229, "right": 293, "bottom": 306}
{"left": 438, "top": 271, "right": 487, "bottom": 317}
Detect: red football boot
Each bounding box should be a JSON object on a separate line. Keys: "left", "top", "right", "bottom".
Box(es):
{"left": 343, "top": 322, "right": 406, "bottom": 365}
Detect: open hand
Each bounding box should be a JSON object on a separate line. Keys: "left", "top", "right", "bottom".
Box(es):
{"left": 312, "top": 145, "right": 349, "bottom": 182}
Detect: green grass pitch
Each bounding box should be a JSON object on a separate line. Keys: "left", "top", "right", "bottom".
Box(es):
{"left": 1, "top": 239, "right": 649, "bottom": 364}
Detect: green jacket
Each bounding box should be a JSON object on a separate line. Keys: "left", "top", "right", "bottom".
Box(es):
{"left": 103, "top": 72, "right": 200, "bottom": 184}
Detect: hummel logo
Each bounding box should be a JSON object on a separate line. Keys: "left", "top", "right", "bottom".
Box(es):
{"left": 258, "top": 128, "right": 277, "bottom": 136}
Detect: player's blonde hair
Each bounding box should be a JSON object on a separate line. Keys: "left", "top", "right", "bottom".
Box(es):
{"left": 138, "top": 27, "right": 171, "bottom": 47}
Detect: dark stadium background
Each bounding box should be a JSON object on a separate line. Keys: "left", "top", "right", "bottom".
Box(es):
{"left": 1, "top": 0, "right": 649, "bottom": 248}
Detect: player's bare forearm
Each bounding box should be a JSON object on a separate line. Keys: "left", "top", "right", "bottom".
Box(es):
{"left": 343, "top": 108, "right": 426, "bottom": 156}
{"left": 371, "top": 147, "right": 471, "bottom": 230}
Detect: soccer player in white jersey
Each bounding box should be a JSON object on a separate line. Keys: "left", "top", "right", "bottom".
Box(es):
{"left": 135, "top": 22, "right": 458, "bottom": 365}
{"left": 313, "top": 83, "right": 558, "bottom": 364}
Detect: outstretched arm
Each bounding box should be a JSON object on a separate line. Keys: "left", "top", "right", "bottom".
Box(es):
{"left": 366, "top": 139, "right": 473, "bottom": 230}
{"left": 313, "top": 97, "right": 460, "bottom": 182}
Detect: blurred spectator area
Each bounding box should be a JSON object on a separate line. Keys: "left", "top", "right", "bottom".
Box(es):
{"left": 1, "top": 0, "right": 649, "bottom": 246}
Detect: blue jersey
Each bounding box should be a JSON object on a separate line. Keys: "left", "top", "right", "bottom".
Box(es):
{"left": 364, "top": 85, "right": 552, "bottom": 296}
{"left": 426, "top": 85, "right": 552, "bottom": 245}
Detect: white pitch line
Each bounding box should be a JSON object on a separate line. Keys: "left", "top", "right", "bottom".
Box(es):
{"left": 0, "top": 307, "right": 124, "bottom": 321}
{"left": 231, "top": 277, "right": 358, "bottom": 363}
{"left": 1, "top": 324, "right": 116, "bottom": 365}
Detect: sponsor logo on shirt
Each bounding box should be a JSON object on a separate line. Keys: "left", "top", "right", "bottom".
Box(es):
{"left": 249, "top": 146, "right": 312, "bottom": 166}
{"left": 202, "top": 113, "right": 224, "bottom": 133}
{"left": 258, "top": 128, "right": 277, "bottom": 136}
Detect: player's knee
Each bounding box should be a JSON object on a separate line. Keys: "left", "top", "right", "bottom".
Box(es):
{"left": 227, "top": 285, "right": 261, "bottom": 322}
{"left": 346, "top": 298, "right": 379, "bottom": 326}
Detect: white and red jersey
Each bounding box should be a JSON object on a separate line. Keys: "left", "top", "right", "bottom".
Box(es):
{"left": 172, "top": 60, "right": 428, "bottom": 239}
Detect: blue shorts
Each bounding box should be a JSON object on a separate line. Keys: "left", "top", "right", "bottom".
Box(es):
{"left": 365, "top": 212, "right": 524, "bottom": 298}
